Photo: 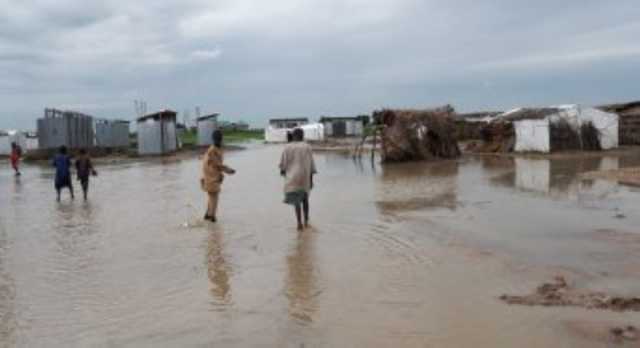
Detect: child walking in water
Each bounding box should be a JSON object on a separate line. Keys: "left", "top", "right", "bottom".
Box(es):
{"left": 75, "top": 149, "right": 97, "bottom": 201}
{"left": 280, "top": 128, "right": 317, "bottom": 231}
{"left": 201, "top": 130, "right": 236, "bottom": 222}
{"left": 10, "top": 142, "right": 22, "bottom": 176}
{"left": 53, "top": 146, "right": 74, "bottom": 202}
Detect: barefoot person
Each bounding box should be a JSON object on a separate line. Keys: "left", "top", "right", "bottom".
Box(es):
{"left": 53, "top": 146, "right": 74, "bottom": 202}
{"left": 75, "top": 148, "right": 97, "bottom": 201}
{"left": 279, "top": 128, "right": 316, "bottom": 230}
{"left": 201, "top": 130, "right": 236, "bottom": 222}
{"left": 10, "top": 142, "right": 22, "bottom": 176}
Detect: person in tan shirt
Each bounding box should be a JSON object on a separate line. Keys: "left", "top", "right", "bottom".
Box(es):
{"left": 280, "top": 128, "right": 317, "bottom": 230}
{"left": 201, "top": 130, "right": 236, "bottom": 222}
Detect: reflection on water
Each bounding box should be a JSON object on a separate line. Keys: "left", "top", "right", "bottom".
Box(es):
{"left": 0, "top": 221, "right": 17, "bottom": 348}
{"left": 285, "top": 230, "right": 318, "bottom": 325}
{"left": 1, "top": 147, "right": 640, "bottom": 347}
{"left": 491, "top": 156, "right": 622, "bottom": 199}
{"left": 376, "top": 160, "right": 459, "bottom": 215}
{"left": 207, "top": 226, "right": 232, "bottom": 307}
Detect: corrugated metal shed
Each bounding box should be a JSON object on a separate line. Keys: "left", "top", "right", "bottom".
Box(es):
{"left": 37, "top": 108, "right": 94, "bottom": 150}
{"left": 197, "top": 113, "right": 219, "bottom": 146}
{"left": 136, "top": 110, "right": 178, "bottom": 155}
{"left": 319, "top": 116, "right": 368, "bottom": 137}
{"left": 95, "top": 119, "right": 130, "bottom": 148}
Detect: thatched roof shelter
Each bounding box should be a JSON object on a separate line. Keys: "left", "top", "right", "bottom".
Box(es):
{"left": 373, "top": 106, "right": 460, "bottom": 162}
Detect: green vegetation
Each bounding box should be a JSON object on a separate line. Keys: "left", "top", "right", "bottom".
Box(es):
{"left": 180, "top": 129, "right": 198, "bottom": 146}
{"left": 221, "top": 129, "right": 264, "bottom": 143}
{"left": 179, "top": 129, "right": 264, "bottom": 146}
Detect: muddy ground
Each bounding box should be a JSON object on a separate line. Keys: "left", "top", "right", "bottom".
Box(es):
{"left": 1, "top": 145, "right": 640, "bottom": 347}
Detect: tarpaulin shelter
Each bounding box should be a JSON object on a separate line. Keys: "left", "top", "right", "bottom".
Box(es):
{"left": 486, "top": 105, "right": 618, "bottom": 153}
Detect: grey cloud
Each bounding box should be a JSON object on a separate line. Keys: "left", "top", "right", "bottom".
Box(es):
{"left": 1, "top": 0, "right": 639, "bottom": 130}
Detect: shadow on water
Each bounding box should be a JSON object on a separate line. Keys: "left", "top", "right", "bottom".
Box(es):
{"left": 376, "top": 160, "right": 459, "bottom": 215}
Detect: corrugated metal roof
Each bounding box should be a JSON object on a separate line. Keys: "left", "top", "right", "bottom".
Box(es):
{"left": 197, "top": 113, "right": 219, "bottom": 122}
{"left": 137, "top": 110, "right": 177, "bottom": 122}
{"left": 269, "top": 117, "right": 308, "bottom": 123}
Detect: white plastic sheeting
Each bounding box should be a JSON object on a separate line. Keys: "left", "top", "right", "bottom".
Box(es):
{"left": 575, "top": 106, "right": 618, "bottom": 150}
{"left": 508, "top": 105, "right": 618, "bottom": 153}
{"left": 265, "top": 123, "right": 325, "bottom": 143}
{"left": 265, "top": 126, "right": 290, "bottom": 143}
{"left": 514, "top": 119, "right": 550, "bottom": 153}
{"left": 300, "top": 123, "right": 325, "bottom": 141}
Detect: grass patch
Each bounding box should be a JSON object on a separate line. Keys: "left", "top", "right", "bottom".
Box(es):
{"left": 222, "top": 129, "right": 264, "bottom": 143}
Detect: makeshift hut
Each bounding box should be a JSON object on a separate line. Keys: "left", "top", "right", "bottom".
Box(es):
{"left": 197, "top": 113, "right": 219, "bottom": 146}
{"left": 373, "top": 106, "right": 461, "bottom": 162}
{"left": 319, "top": 116, "right": 369, "bottom": 137}
{"left": 481, "top": 105, "right": 618, "bottom": 153}
{"left": 37, "top": 108, "right": 94, "bottom": 150}
{"left": 95, "top": 119, "right": 130, "bottom": 149}
{"left": 137, "top": 110, "right": 178, "bottom": 155}
{"left": 597, "top": 101, "right": 640, "bottom": 145}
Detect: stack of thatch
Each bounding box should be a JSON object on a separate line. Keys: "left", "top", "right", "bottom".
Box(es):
{"left": 478, "top": 121, "right": 515, "bottom": 152}
{"left": 373, "top": 106, "right": 460, "bottom": 162}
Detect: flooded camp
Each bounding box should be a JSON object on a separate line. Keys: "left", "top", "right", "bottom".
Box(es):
{"left": 3, "top": 142, "right": 640, "bottom": 347}
{"left": 3, "top": 1, "right": 640, "bottom": 346}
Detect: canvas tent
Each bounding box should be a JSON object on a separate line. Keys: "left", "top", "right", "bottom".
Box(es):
{"left": 488, "top": 105, "right": 618, "bottom": 153}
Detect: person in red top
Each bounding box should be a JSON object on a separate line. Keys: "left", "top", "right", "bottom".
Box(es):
{"left": 10, "top": 142, "right": 22, "bottom": 176}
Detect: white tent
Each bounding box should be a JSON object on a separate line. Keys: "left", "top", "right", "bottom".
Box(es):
{"left": 496, "top": 105, "right": 618, "bottom": 153}
{"left": 264, "top": 123, "right": 325, "bottom": 143}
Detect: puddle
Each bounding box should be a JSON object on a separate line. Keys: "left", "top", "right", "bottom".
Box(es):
{"left": 1, "top": 146, "right": 639, "bottom": 346}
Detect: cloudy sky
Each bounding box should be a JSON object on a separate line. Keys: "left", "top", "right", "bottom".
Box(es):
{"left": 1, "top": 0, "right": 639, "bottom": 129}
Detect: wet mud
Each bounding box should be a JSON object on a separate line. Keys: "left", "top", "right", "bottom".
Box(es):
{"left": 500, "top": 276, "right": 640, "bottom": 312}
{"left": 565, "top": 320, "right": 638, "bottom": 345}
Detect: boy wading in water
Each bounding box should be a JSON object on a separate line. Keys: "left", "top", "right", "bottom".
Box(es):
{"left": 201, "top": 130, "right": 236, "bottom": 222}
{"left": 75, "top": 149, "right": 97, "bottom": 201}
{"left": 53, "top": 146, "right": 74, "bottom": 202}
{"left": 10, "top": 142, "right": 22, "bottom": 176}
{"left": 280, "top": 128, "right": 317, "bottom": 231}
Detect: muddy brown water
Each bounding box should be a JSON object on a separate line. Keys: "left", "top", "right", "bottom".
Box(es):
{"left": 1, "top": 146, "right": 640, "bottom": 347}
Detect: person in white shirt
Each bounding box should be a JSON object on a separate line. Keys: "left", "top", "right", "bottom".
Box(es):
{"left": 279, "top": 128, "right": 317, "bottom": 230}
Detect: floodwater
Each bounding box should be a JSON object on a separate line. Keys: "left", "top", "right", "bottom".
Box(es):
{"left": 1, "top": 146, "right": 640, "bottom": 347}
